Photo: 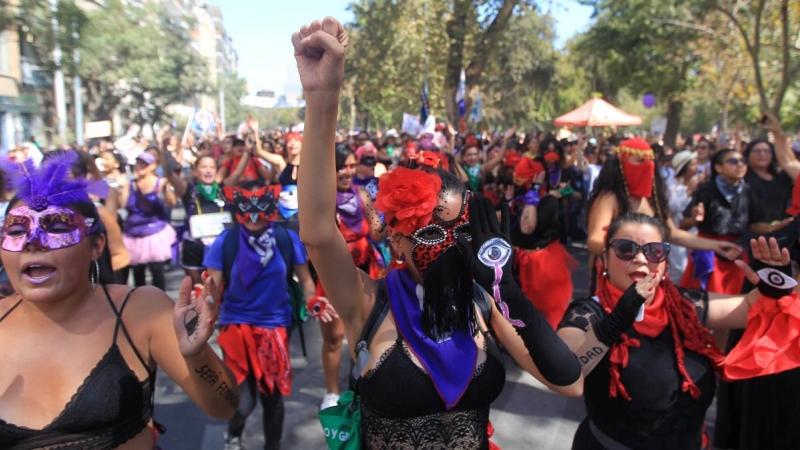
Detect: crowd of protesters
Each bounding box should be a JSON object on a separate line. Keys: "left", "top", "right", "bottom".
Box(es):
{"left": 4, "top": 17, "right": 800, "bottom": 450}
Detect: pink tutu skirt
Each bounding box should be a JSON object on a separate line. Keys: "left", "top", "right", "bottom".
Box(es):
{"left": 123, "top": 225, "right": 177, "bottom": 265}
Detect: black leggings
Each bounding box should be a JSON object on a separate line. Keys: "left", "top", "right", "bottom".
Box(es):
{"left": 228, "top": 373, "right": 284, "bottom": 450}
{"left": 116, "top": 261, "right": 167, "bottom": 290}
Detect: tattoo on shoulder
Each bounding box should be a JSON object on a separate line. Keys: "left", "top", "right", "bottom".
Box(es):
{"left": 579, "top": 346, "right": 606, "bottom": 366}
{"left": 184, "top": 307, "right": 199, "bottom": 344}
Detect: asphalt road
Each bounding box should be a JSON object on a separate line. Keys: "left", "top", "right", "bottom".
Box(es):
{"left": 151, "top": 245, "right": 720, "bottom": 450}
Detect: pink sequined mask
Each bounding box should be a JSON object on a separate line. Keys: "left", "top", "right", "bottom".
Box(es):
{"left": 2, "top": 206, "right": 95, "bottom": 252}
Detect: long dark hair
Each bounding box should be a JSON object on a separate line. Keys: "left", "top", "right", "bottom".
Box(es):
{"left": 587, "top": 153, "right": 669, "bottom": 224}
{"left": 743, "top": 138, "right": 778, "bottom": 177}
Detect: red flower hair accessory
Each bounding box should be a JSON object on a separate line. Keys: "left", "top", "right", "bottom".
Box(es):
{"left": 411, "top": 151, "right": 442, "bottom": 169}
{"left": 374, "top": 167, "right": 442, "bottom": 235}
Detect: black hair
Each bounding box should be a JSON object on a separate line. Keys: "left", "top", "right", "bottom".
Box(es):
{"left": 587, "top": 153, "right": 670, "bottom": 225}
{"left": 605, "top": 212, "right": 670, "bottom": 248}
{"left": 232, "top": 138, "right": 246, "bottom": 147}
{"left": 335, "top": 142, "right": 355, "bottom": 171}
{"left": 239, "top": 179, "right": 267, "bottom": 191}
{"left": 711, "top": 148, "right": 740, "bottom": 179}
{"left": 743, "top": 138, "right": 778, "bottom": 177}
{"left": 539, "top": 137, "right": 564, "bottom": 161}
{"left": 102, "top": 149, "right": 127, "bottom": 174}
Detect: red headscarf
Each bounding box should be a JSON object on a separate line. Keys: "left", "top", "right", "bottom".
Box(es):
{"left": 513, "top": 157, "right": 545, "bottom": 189}
{"left": 617, "top": 138, "right": 655, "bottom": 198}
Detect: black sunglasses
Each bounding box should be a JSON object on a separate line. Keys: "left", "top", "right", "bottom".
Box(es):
{"left": 610, "top": 239, "right": 670, "bottom": 264}
{"left": 725, "top": 157, "right": 746, "bottom": 166}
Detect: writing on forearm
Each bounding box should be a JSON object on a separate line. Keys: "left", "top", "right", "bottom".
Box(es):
{"left": 195, "top": 364, "right": 220, "bottom": 386}
{"left": 216, "top": 380, "right": 239, "bottom": 408}
{"left": 195, "top": 364, "right": 239, "bottom": 408}
{"left": 575, "top": 334, "right": 609, "bottom": 376}
{"left": 579, "top": 346, "right": 605, "bottom": 366}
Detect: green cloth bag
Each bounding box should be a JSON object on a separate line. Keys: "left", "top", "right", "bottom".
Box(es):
{"left": 318, "top": 390, "right": 361, "bottom": 450}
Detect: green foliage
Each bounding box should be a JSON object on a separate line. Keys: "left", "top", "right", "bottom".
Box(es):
{"left": 76, "top": 0, "right": 209, "bottom": 123}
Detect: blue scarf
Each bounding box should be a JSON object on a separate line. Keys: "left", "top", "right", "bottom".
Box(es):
{"left": 386, "top": 269, "right": 477, "bottom": 410}
{"left": 715, "top": 176, "right": 744, "bottom": 203}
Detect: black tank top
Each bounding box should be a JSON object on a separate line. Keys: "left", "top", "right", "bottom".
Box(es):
{"left": 0, "top": 286, "right": 155, "bottom": 450}
{"left": 359, "top": 328, "right": 505, "bottom": 449}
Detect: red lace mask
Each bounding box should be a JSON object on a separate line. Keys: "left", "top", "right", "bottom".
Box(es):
{"left": 223, "top": 185, "right": 280, "bottom": 224}
{"left": 406, "top": 191, "right": 471, "bottom": 275}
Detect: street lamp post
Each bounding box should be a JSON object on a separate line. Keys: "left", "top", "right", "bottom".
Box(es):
{"left": 51, "top": 0, "right": 68, "bottom": 143}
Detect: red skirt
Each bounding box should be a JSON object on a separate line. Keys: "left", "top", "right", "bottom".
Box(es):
{"left": 680, "top": 234, "right": 746, "bottom": 295}
{"left": 514, "top": 242, "right": 578, "bottom": 329}
{"left": 218, "top": 324, "right": 292, "bottom": 395}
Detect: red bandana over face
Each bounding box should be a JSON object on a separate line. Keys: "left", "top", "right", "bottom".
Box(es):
{"left": 223, "top": 185, "right": 280, "bottom": 224}
{"left": 407, "top": 191, "right": 471, "bottom": 275}
{"left": 618, "top": 138, "right": 655, "bottom": 198}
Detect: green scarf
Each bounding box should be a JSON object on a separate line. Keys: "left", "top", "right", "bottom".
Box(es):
{"left": 196, "top": 182, "right": 218, "bottom": 202}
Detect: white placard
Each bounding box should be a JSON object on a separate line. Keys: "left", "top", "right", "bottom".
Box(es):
{"left": 189, "top": 212, "right": 233, "bottom": 245}
{"left": 84, "top": 120, "right": 113, "bottom": 139}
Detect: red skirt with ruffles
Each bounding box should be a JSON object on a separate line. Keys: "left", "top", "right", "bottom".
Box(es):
{"left": 514, "top": 241, "right": 578, "bottom": 329}
{"left": 218, "top": 324, "right": 292, "bottom": 395}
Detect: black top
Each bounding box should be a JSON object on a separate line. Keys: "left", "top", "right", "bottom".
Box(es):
{"left": 0, "top": 287, "right": 154, "bottom": 450}
{"left": 559, "top": 289, "right": 715, "bottom": 450}
{"left": 744, "top": 171, "right": 793, "bottom": 223}
{"left": 510, "top": 194, "right": 561, "bottom": 249}
{"left": 279, "top": 163, "right": 299, "bottom": 186}
{"left": 683, "top": 180, "right": 764, "bottom": 237}
{"left": 359, "top": 332, "right": 505, "bottom": 449}
{"left": 182, "top": 183, "right": 227, "bottom": 223}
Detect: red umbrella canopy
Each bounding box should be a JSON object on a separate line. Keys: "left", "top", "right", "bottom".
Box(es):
{"left": 554, "top": 98, "right": 642, "bottom": 127}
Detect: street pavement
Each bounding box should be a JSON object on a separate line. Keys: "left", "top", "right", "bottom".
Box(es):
{"left": 151, "top": 245, "right": 720, "bottom": 450}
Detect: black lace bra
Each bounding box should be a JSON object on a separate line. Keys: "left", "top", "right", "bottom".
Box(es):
{"left": 0, "top": 286, "right": 155, "bottom": 450}
{"left": 359, "top": 331, "right": 505, "bottom": 450}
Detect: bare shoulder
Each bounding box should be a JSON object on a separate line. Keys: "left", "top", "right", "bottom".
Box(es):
{"left": 105, "top": 284, "right": 173, "bottom": 320}
{"left": 0, "top": 293, "right": 22, "bottom": 317}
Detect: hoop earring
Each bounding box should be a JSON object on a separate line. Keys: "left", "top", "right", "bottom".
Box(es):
{"left": 391, "top": 254, "right": 408, "bottom": 270}
{"left": 91, "top": 260, "right": 99, "bottom": 290}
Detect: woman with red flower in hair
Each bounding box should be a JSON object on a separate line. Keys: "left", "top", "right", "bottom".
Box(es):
{"left": 295, "top": 17, "right": 583, "bottom": 448}
{"left": 559, "top": 212, "right": 800, "bottom": 450}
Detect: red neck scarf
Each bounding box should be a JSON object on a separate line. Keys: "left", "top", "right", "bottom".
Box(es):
{"left": 595, "top": 273, "right": 724, "bottom": 401}
{"left": 621, "top": 158, "right": 655, "bottom": 198}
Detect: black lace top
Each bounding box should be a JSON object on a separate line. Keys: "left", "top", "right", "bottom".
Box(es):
{"left": 0, "top": 287, "right": 154, "bottom": 450}
{"left": 359, "top": 332, "right": 505, "bottom": 450}
{"left": 559, "top": 288, "right": 714, "bottom": 450}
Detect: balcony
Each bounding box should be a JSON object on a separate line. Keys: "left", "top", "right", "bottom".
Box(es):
{"left": 21, "top": 57, "right": 50, "bottom": 89}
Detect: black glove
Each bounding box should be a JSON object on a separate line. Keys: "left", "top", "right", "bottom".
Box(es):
{"left": 593, "top": 282, "right": 646, "bottom": 346}
{"left": 457, "top": 193, "right": 581, "bottom": 386}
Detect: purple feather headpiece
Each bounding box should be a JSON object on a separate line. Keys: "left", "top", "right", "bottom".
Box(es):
{"left": 1, "top": 151, "right": 109, "bottom": 212}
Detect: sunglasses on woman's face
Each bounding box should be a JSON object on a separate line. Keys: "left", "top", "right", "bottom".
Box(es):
{"left": 725, "top": 158, "right": 746, "bottom": 166}
{"left": 610, "top": 239, "right": 670, "bottom": 264}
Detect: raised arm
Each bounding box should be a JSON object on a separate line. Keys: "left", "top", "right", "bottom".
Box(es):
{"left": 295, "top": 18, "right": 375, "bottom": 353}
{"left": 763, "top": 112, "right": 800, "bottom": 180}
{"left": 149, "top": 276, "right": 237, "bottom": 419}
{"left": 162, "top": 155, "right": 188, "bottom": 198}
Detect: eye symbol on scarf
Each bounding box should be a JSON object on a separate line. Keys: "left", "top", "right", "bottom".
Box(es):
{"left": 478, "top": 238, "right": 524, "bottom": 328}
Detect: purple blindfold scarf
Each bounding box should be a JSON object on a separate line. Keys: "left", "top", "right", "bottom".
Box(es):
{"left": 237, "top": 223, "right": 276, "bottom": 291}
{"left": 386, "top": 269, "right": 477, "bottom": 410}
{"left": 336, "top": 186, "right": 366, "bottom": 235}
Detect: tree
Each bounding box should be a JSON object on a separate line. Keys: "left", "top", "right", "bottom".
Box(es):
{"left": 76, "top": 0, "right": 209, "bottom": 125}
{"left": 576, "top": 0, "right": 705, "bottom": 145}
{"left": 443, "top": 0, "right": 526, "bottom": 125}
{"left": 480, "top": 6, "right": 558, "bottom": 126}
{"left": 707, "top": 0, "right": 800, "bottom": 117}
